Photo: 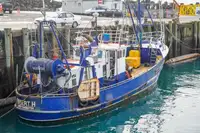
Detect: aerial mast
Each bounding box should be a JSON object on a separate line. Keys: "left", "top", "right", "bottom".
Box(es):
{"left": 39, "top": 0, "right": 46, "bottom": 58}
{"left": 137, "top": 0, "right": 142, "bottom": 53}
{"left": 42, "top": 0, "right": 46, "bottom": 20}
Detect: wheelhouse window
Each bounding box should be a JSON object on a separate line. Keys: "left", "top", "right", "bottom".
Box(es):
{"left": 98, "top": 50, "right": 103, "bottom": 58}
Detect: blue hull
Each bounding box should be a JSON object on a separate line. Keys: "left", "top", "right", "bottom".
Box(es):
{"left": 16, "top": 59, "right": 165, "bottom": 122}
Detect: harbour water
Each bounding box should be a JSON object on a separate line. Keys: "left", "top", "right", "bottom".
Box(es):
{"left": 0, "top": 59, "right": 200, "bottom": 133}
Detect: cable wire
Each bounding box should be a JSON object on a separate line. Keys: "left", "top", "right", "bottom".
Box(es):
{"left": 165, "top": 26, "right": 200, "bottom": 50}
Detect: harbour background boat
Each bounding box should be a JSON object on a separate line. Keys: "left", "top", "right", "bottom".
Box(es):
{"left": 1, "top": 58, "right": 200, "bottom": 132}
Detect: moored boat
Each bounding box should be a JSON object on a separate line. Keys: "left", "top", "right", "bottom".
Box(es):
{"left": 15, "top": 1, "right": 169, "bottom": 123}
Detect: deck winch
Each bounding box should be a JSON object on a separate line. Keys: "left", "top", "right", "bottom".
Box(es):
{"left": 24, "top": 57, "right": 71, "bottom": 88}
{"left": 24, "top": 57, "right": 66, "bottom": 77}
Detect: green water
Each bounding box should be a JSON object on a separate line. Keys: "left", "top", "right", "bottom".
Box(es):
{"left": 1, "top": 59, "right": 200, "bottom": 133}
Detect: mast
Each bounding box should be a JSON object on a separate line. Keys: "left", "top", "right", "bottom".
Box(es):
{"left": 138, "top": 0, "right": 141, "bottom": 25}
{"left": 158, "top": 0, "right": 163, "bottom": 32}
{"left": 39, "top": 0, "right": 46, "bottom": 58}
{"left": 42, "top": 0, "right": 46, "bottom": 20}
{"left": 137, "top": 0, "right": 142, "bottom": 53}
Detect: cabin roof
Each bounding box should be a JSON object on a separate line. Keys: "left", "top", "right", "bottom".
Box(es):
{"left": 98, "top": 43, "right": 128, "bottom": 50}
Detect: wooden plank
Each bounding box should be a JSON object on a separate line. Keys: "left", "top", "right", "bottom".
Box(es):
{"left": 4, "top": 28, "right": 14, "bottom": 92}
{"left": 22, "top": 28, "right": 30, "bottom": 59}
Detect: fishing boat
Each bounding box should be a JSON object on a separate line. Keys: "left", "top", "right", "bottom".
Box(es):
{"left": 15, "top": 1, "right": 169, "bottom": 123}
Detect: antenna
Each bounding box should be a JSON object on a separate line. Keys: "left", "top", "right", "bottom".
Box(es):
{"left": 41, "top": 0, "right": 46, "bottom": 20}
{"left": 158, "top": 0, "right": 163, "bottom": 32}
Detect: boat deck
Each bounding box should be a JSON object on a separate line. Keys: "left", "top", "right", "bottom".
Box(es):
{"left": 130, "top": 56, "right": 162, "bottom": 78}
{"left": 131, "top": 66, "right": 151, "bottom": 78}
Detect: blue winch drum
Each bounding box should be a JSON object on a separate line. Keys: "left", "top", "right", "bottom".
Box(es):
{"left": 24, "top": 57, "right": 65, "bottom": 76}
{"left": 102, "top": 33, "right": 110, "bottom": 43}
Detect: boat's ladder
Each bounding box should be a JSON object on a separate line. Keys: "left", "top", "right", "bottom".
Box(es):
{"left": 149, "top": 38, "right": 157, "bottom": 65}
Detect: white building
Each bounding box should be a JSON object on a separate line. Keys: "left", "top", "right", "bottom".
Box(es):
{"left": 62, "top": 0, "right": 124, "bottom": 14}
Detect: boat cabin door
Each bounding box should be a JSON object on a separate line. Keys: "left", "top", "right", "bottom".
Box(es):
{"left": 109, "top": 50, "right": 116, "bottom": 77}
{"left": 105, "top": 50, "right": 116, "bottom": 78}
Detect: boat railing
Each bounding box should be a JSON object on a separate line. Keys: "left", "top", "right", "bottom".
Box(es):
{"left": 16, "top": 85, "right": 78, "bottom": 98}
{"left": 128, "top": 31, "right": 165, "bottom": 45}
{"left": 42, "top": 92, "right": 77, "bottom": 97}
{"left": 75, "top": 30, "right": 165, "bottom": 46}
{"left": 75, "top": 30, "right": 130, "bottom": 45}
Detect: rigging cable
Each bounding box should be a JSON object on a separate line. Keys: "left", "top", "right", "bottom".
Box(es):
{"left": 165, "top": 26, "right": 200, "bottom": 50}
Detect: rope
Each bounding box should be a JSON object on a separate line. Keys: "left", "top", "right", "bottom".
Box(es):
{"left": 165, "top": 26, "right": 200, "bottom": 50}
{"left": 1, "top": 44, "right": 35, "bottom": 105}
{"left": 0, "top": 107, "right": 15, "bottom": 119}
{"left": 0, "top": 44, "right": 37, "bottom": 119}
{"left": 0, "top": 95, "right": 29, "bottom": 119}
{"left": 50, "top": 24, "right": 76, "bottom": 52}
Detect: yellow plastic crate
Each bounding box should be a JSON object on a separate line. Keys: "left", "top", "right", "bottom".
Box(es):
{"left": 129, "top": 50, "right": 140, "bottom": 57}
{"left": 126, "top": 57, "right": 141, "bottom": 68}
